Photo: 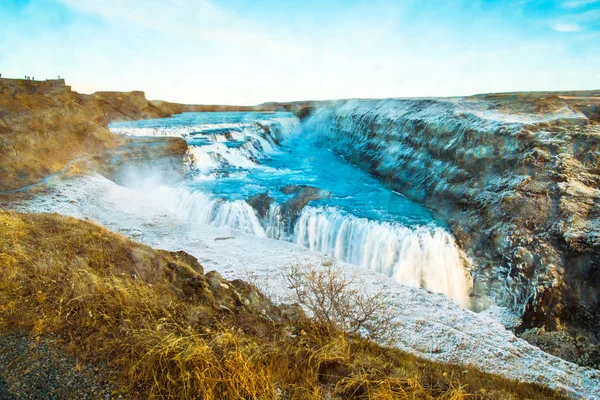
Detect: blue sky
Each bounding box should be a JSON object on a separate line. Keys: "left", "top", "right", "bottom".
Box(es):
{"left": 1, "top": 0, "right": 599, "bottom": 104}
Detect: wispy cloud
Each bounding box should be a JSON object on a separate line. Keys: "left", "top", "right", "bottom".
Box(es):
{"left": 551, "top": 22, "right": 583, "bottom": 31}
{"left": 562, "top": 0, "right": 600, "bottom": 8}
{"left": 57, "top": 0, "right": 305, "bottom": 56}
{"left": 550, "top": 7, "right": 600, "bottom": 32}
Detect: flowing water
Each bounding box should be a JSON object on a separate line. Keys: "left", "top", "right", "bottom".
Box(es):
{"left": 110, "top": 112, "right": 471, "bottom": 307}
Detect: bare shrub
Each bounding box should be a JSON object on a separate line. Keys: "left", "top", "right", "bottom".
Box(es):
{"left": 284, "top": 261, "right": 401, "bottom": 344}
{"left": 242, "top": 265, "right": 286, "bottom": 304}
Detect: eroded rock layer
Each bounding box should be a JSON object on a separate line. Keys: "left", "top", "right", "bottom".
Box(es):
{"left": 308, "top": 94, "right": 600, "bottom": 338}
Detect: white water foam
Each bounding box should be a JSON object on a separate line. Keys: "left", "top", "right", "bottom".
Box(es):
{"left": 139, "top": 183, "right": 470, "bottom": 307}
{"left": 293, "top": 206, "right": 471, "bottom": 307}
{"left": 144, "top": 185, "right": 267, "bottom": 237}
{"left": 111, "top": 117, "right": 299, "bottom": 175}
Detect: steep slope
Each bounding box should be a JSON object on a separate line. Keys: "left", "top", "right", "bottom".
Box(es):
{"left": 0, "top": 210, "right": 568, "bottom": 399}
{"left": 0, "top": 77, "right": 317, "bottom": 192}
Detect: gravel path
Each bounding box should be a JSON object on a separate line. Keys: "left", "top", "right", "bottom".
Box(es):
{"left": 0, "top": 334, "right": 121, "bottom": 400}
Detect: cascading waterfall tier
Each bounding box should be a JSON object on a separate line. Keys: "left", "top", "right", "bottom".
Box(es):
{"left": 110, "top": 111, "right": 472, "bottom": 308}
{"left": 146, "top": 185, "right": 267, "bottom": 237}
{"left": 293, "top": 206, "right": 470, "bottom": 307}
{"left": 111, "top": 114, "right": 300, "bottom": 176}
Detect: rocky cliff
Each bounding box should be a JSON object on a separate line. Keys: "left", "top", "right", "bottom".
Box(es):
{"left": 0, "top": 78, "right": 187, "bottom": 192}
{"left": 307, "top": 93, "right": 600, "bottom": 356}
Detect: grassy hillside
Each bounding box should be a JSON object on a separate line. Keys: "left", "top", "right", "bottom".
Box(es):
{"left": 0, "top": 210, "right": 566, "bottom": 399}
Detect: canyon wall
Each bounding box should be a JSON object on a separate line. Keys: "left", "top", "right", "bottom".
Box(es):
{"left": 307, "top": 94, "right": 600, "bottom": 338}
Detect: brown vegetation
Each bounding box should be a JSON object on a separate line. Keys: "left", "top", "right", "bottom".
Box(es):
{"left": 285, "top": 262, "right": 400, "bottom": 344}
{"left": 0, "top": 210, "right": 566, "bottom": 399}
{"left": 0, "top": 79, "right": 123, "bottom": 191}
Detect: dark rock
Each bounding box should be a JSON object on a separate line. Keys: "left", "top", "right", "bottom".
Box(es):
{"left": 247, "top": 192, "right": 275, "bottom": 219}
{"left": 160, "top": 249, "right": 214, "bottom": 305}
{"left": 294, "top": 106, "right": 315, "bottom": 120}
{"left": 280, "top": 185, "right": 331, "bottom": 224}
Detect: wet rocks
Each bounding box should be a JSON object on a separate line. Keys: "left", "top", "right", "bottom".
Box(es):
{"left": 280, "top": 184, "right": 331, "bottom": 223}
{"left": 247, "top": 192, "right": 275, "bottom": 219}
{"left": 246, "top": 185, "right": 331, "bottom": 228}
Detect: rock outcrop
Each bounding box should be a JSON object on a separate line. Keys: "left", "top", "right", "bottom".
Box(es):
{"left": 86, "top": 90, "right": 171, "bottom": 122}
{"left": 246, "top": 192, "right": 275, "bottom": 219}
{"left": 308, "top": 93, "right": 600, "bottom": 348}
{"left": 279, "top": 184, "right": 331, "bottom": 224}
{"left": 99, "top": 136, "right": 189, "bottom": 185}
{"left": 246, "top": 185, "right": 331, "bottom": 229}
{"left": 0, "top": 78, "right": 186, "bottom": 191}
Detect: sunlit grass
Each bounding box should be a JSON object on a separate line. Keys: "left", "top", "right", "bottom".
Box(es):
{"left": 0, "top": 210, "right": 567, "bottom": 399}
{"left": 0, "top": 82, "right": 125, "bottom": 191}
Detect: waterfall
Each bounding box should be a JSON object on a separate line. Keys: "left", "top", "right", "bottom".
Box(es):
{"left": 146, "top": 185, "right": 266, "bottom": 237}
{"left": 143, "top": 184, "right": 470, "bottom": 306}
{"left": 293, "top": 206, "right": 470, "bottom": 307}
{"left": 111, "top": 111, "right": 472, "bottom": 308}
{"left": 111, "top": 116, "right": 300, "bottom": 176}
{"left": 265, "top": 203, "right": 284, "bottom": 239}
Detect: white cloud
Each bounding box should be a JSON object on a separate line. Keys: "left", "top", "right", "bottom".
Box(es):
{"left": 551, "top": 22, "right": 583, "bottom": 32}
{"left": 550, "top": 8, "right": 600, "bottom": 33}
{"left": 562, "top": 0, "right": 600, "bottom": 8}
{"left": 57, "top": 0, "right": 305, "bottom": 56}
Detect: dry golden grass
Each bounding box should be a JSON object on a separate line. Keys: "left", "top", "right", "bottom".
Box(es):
{"left": 0, "top": 210, "right": 567, "bottom": 399}
{"left": 0, "top": 80, "right": 159, "bottom": 191}
{"left": 0, "top": 96, "right": 123, "bottom": 191}
{"left": 1, "top": 115, "right": 121, "bottom": 189}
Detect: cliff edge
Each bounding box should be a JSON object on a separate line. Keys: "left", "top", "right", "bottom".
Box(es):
{"left": 0, "top": 78, "right": 187, "bottom": 192}
{"left": 310, "top": 92, "right": 600, "bottom": 367}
